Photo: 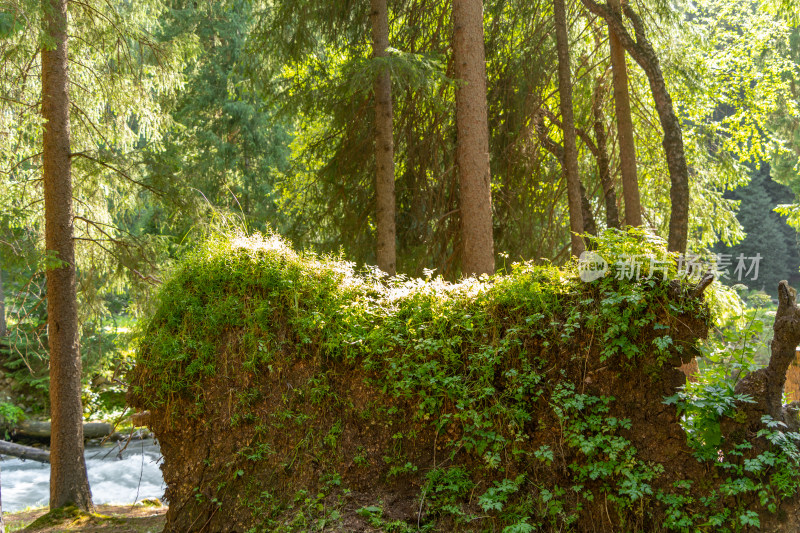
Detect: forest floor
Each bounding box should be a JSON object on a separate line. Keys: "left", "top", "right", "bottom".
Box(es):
{"left": 5, "top": 504, "right": 167, "bottom": 532}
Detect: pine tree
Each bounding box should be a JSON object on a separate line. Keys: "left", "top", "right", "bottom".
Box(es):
{"left": 607, "top": 0, "right": 640, "bottom": 227}
{"left": 718, "top": 167, "right": 793, "bottom": 295}
{"left": 453, "top": 0, "right": 495, "bottom": 275}
{"left": 370, "top": 0, "right": 397, "bottom": 275}
{"left": 41, "top": 0, "right": 93, "bottom": 510}
{"left": 553, "top": 0, "right": 585, "bottom": 257}
{"left": 145, "top": 0, "right": 289, "bottom": 234}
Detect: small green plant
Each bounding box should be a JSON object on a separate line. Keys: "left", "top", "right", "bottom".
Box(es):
{"left": 0, "top": 401, "right": 24, "bottom": 425}
{"left": 665, "top": 383, "right": 754, "bottom": 459}
{"left": 353, "top": 446, "right": 368, "bottom": 466}
{"left": 356, "top": 504, "right": 421, "bottom": 532}
{"left": 0, "top": 401, "right": 24, "bottom": 439}
{"left": 424, "top": 467, "right": 475, "bottom": 518}
{"left": 479, "top": 476, "right": 524, "bottom": 512}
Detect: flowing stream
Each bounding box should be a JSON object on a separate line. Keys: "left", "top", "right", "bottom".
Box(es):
{"left": 0, "top": 438, "right": 165, "bottom": 512}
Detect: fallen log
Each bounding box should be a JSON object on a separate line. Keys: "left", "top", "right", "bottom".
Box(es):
{"left": 0, "top": 440, "right": 49, "bottom": 463}
{"left": 12, "top": 420, "right": 113, "bottom": 441}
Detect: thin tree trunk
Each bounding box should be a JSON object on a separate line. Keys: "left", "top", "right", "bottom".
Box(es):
{"left": 608, "top": 0, "right": 641, "bottom": 228}
{"left": 0, "top": 267, "right": 6, "bottom": 338}
{"left": 579, "top": 182, "right": 597, "bottom": 237}
{"left": 533, "top": 115, "right": 597, "bottom": 239}
{"left": 453, "top": 0, "right": 495, "bottom": 276}
{"left": 42, "top": 0, "right": 93, "bottom": 511}
{"left": 592, "top": 75, "right": 621, "bottom": 229}
{"left": 581, "top": 0, "right": 690, "bottom": 252}
{"left": 370, "top": 0, "right": 397, "bottom": 275}
{"left": 553, "top": 0, "right": 585, "bottom": 257}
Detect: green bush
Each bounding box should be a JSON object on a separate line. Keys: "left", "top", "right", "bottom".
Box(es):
{"left": 130, "top": 229, "right": 800, "bottom": 532}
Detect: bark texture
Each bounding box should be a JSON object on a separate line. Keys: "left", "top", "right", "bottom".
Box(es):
{"left": 579, "top": 182, "right": 597, "bottom": 237}
{"left": 607, "top": 0, "right": 641, "bottom": 228}
{"left": 453, "top": 0, "right": 495, "bottom": 276}
{"left": 42, "top": 0, "right": 93, "bottom": 511}
{"left": 553, "top": 0, "right": 585, "bottom": 257}
{"left": 591, "top": 75, "right": 620, "bottom": 229}
{"left": 370, "top": 0, "right": 397, "bottom": 275}
{"left": 582, "top": 0, "right": 690, "bottom": 252}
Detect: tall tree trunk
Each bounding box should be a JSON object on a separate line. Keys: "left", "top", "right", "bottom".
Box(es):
{"left": 608, "top": 0, "right": 641, "bottom": 228}
{"left": 453, "top": 0, "right": 495, "bottom": 276}
{"left": 553, "top": 0, "right": 585, "bottom": 257}
{"left": 42, "top": 0, "right": 93, "bottom": 511}
{"left": 581, "top": 0, "right": 690, "bottom": 252}
{"left": 370, "top": 0, "right": 397, "bottom": 275}
{"left": 592, "top": 75, "right": 621, "bottom": 229}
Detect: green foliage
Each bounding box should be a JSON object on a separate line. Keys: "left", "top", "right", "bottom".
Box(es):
{"left": 144, "top": 0, "right": 290, "bottom": 239}
{"left": 666, "top": 298, "right": 773, "bottom": 458}
{"left": 0, "top": 400, "right": 24, "bottom": 438}
{"left": 424, "top": 467, "right": 475, "bottom": 517}
{"left": 715, "top": 167, "right": 800, "bottom": 297}
{"left": 0, "top": 0, "right": 192, "bottom": 419}
{"left": 478, "top": 476, "right": 524, "bottom": 512}
{"left": 0, "top": 282, "right": 138, "bottom": 418}
{"left": 660, "top": 301, "right": 800, "bottom": 530}
{"left": 653, "top": 416, "right": 800, "bottom": 531}
{"left": 553, "top": 383, "right": 663, "bottom": 506}
{"left": 136, "top": 229, "right": 791, "bottom": 531}
{"left": 356, "top": 504, "right": 422, "bottom": 533}
{"left": 238, "top": 0, "right": 800, "bottom": 275}
{"left": 665, "top": 385, "right": 754, "bottom": 459}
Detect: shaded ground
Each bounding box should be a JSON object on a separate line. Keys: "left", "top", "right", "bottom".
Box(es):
{"left": 5, "top": 504, "right": 167, "bottom": 532}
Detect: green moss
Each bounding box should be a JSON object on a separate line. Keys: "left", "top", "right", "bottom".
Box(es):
{"left": 133, "top": 229, "right": 703, "bottom": 409}
{"left": 132, "top": 228, "right": 800, "bottom": 532}
{"left": 23, "top": 505, "right": 117, "bottom": 531}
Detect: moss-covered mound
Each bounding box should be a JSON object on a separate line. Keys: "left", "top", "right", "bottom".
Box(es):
{"left": 128, "top": 231, "right": 800, "bottom": 532}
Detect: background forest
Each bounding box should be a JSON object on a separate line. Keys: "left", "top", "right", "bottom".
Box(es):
{"left": 0, "top": 0, "right": 800, "bottom": 429}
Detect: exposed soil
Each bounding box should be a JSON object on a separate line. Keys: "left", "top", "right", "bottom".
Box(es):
{"left": 130, "top": 297, "right": 715, "bottom": 532}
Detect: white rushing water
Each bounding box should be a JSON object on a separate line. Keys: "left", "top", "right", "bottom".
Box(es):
{"left": 0, "top": 438, "right": 165, "bottom": 512}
